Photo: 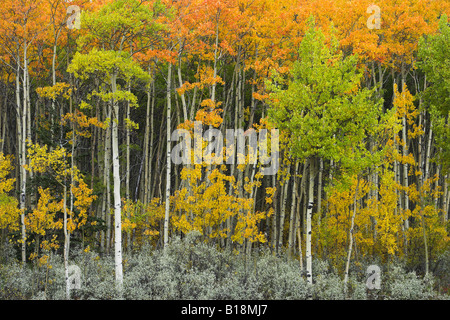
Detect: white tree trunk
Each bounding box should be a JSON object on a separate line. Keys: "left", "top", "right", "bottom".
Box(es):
{"left": 306, "top": 159, "right": 315, "bottom": 285}
{"left": 104, "top": 105, "right": 112, "bottom": 254}
{"left": 434, "top": 164, "right": 440, "bottom": 210}
{"left": 177, "top": 58, "right": 188, "bottom": 122}
{"left": 16, "top": 58, "right": 26, "bottom": 264}
{"left": 278, "top": 162, "right": 290, "bottom": 252}
{"left": 22, "top": 43, "right": 30, "bottom": 264}
{"left": 164, "top": 63, "right": 172, "bottom": 249}
{"left": 111, "top": 73, "right": 123, "bottom": 292}
{"left": 63, "top": 185, "right": 70, "bottom": 299}
{"left": 443, "top": 175, "right": 448, "bottom": 223}
{"left": 402, "top": 115, "right": 409, "bottom": 230}
{"left": 288, "top": 161, "right": 299, "bottom": 258}
{"left": 424, "top": 127, "right": 433, "bottom": 182}
{"left": 126, "top": 81, "right": 131, "bottom": 252}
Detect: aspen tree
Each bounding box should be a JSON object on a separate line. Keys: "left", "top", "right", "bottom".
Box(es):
{"left": 67, "top": 0, "right": 158, "bottom": 291}
{"left": 419, "top": 15, "right": 449, "bottom": 173}
{"left": 268, "top": 21, "right": 383, "bottom": 286}
{"left": 164, "top": 62, "right": 172, "bottom": 249}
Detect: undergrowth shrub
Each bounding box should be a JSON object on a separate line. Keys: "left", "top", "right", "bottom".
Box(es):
{"left": 0, "top": 233, "right": 447, "bottom": 300}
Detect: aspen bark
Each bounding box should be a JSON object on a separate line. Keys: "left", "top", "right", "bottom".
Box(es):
{"left": 344, "top": 178, "right": 360, "bottom": 289}
{"left": 50, "top": 28, "right": 61, "bottom": 140}
{"left": 99, "top": 125, "right": 105, "bottom": 254}
{"left": 104, "top": 104, "right": 112, "bottom": 255}
{"left": 444, "top": 175, "right": 448, "bottom": 223}
{"left": 296, "top": 160, "right": 307, "bottom": 269}
{"left": 419, "top": 188, "right": 429, "bottom": 276}
{"left": 434, "top": 164, "right": 440, "bottom": 210}
{"left": 402, "top": 113, "right": 409, "bottom": 230}
{"left": 63, "top": 185, "right": 70, "bottom": 299}
{"left": 272, "top": 173, "right": 278, "bottom": 252}
{"left": 111, "top": 72, "right": 123, "bottom": 291}
{"left": 306, "top": 159, "right": 315, "bottom": 285}
{"left": 211, "top": 20, "right": 220, "bottom": 104}
{"left": 177, "top": 57, "right": 188, "bottom": 122}
{"left": 142, "top": 69, "right": 153, "bottom": 206}
{"left": 22, "top": 44, "right": 30, "bottom": 263}
{"left": 16, "top": 57, "right": 26, "bottom": 264}
{"left": 126, "top": 81, "right": 131, "bottom": 252}
{"left": 317, "top": 158, "right": 323, "bottom": 224}
{"left": 288, "top": 161, "right": 299, "bottom": 258}
{"left": 164, "top": 63, "right": 172, "bottom": 249}
{"left": 149, "top": 79, "right": 156, "bottom": 200}
{"left": 278, "top": 162, "right": 290, "bottom": 252}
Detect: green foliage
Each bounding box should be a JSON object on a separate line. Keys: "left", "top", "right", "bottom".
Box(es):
{"left": 268, "top": 21, "right": 384, "bottom": 176}
{"left": 68, "top": 48, "right": 150, "bottom": 84}
{"left": 418, "top": 15, "right": 450, "bottom": 173}
{"left": 78, "top": 0, "right": 165, "bottom": 52}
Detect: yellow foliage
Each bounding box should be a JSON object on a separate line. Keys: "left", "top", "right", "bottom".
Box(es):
{"left": 72, "top": 178, "right": 97, "bottom": 229}
{"left": 0, "top": 153, "right": 15, "bottom": 194}
{"left": 24, "top": 187, "right": 63, "bottom": 236}
{"left": 195, "top": 107, "right": 223, "bottom": 128}
{"left": 0, "top": 153, "right": 20, "bottom": 232}
{"left": 121, "top": 198, "right": 164, "bottom": 248}
{"left": 61, "top": 110, "right": 106, "bottom": 141}
{"left": 171, "top": 166, "right": 270, "bottom": 245}
{"left": 36, "top": 82, "right": 72, "bottom": 100}
{"left": 25, "top": 143, "right": 97, "bottom": 238}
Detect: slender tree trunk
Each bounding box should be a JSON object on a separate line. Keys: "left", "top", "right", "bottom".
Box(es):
{"left": 16, "top": 57, "right": 26, "bottom": 264}
{"left": 424, "top": 126, "right": 433, "bottom": 182}
{"left": 434, "top": 164, "right": 441, "bottom": 210}
{"left": 344, "top": 177, "right": 360, "bottom": 291}
{"left": 104, "top": 104, "right": 112, "bottom": 255}
{"left": 288, "top": 161, "right": 299, "bottom": 258}
{"left": 420, "top": 187, "right": 429, "bottom": 276}
{"left": 272, "top": 173, "right": 278, "bottom": 252}
{"left": 443, "top": 175, "right": 448, "bottom": 223}
{"left": 402, "top": 112, "right": 409, "bottom": 230}
{"left": 149, "top": 78, "right": 156, "bottom": 200}
{"left": 25, "top": 45, "right": 34, "bottom": 210}
{"left": 177, "top": 57, "right": 188, "bottom": 122}
{"left": 306, "top": 159, "right": 315, "bottom": 286}
{"left": 278, "top": 162, "right": 290, "bottom": 252}
{"left": 68, "top": 78, "right": 74, "bottom": 260}
{"left": 51, "top": 29, "right": 61, "bottom": 142}
{"left": 142, "top": 69, "right": 153, "bottom": 206}
{"left": 296, "top": 160, "right": 307, "bottom": 269}
{"left": 164, "top": 63, "right": 172, "bottom": 249}
{"left": 99, "top": 123, "right": 106, "bottom": 254}
{"left": 297, "top": 228, "right": 303, "bottom": 271}
{"left": 126, "top": 81, "right": 131, "bottom": 252}
{"left": 22, "top": 44, "right": 30, "bottom": 264}
{"left": 211, "top": 19, "right": 220, "bottom": 104}
{"left": 326, "top": 158, "right": 334, "bottom": 215}
{"left": 63, "top": 185, "right": 70, "bottom": 299}
{"left": 400, "top": 68, "right": 409, "bottom": 232}
{"left": 111, "top": 72, "right": 123, "bottom": 292}
{"left": 317, "top": 158, "right": 323, "bottom": 224}
{"left": 316, "top": 158, "right": 323, "bottom": 254}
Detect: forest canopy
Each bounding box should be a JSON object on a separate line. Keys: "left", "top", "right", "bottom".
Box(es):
{"left": 0, "top": 0, "right": 449, "bottom": 299}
